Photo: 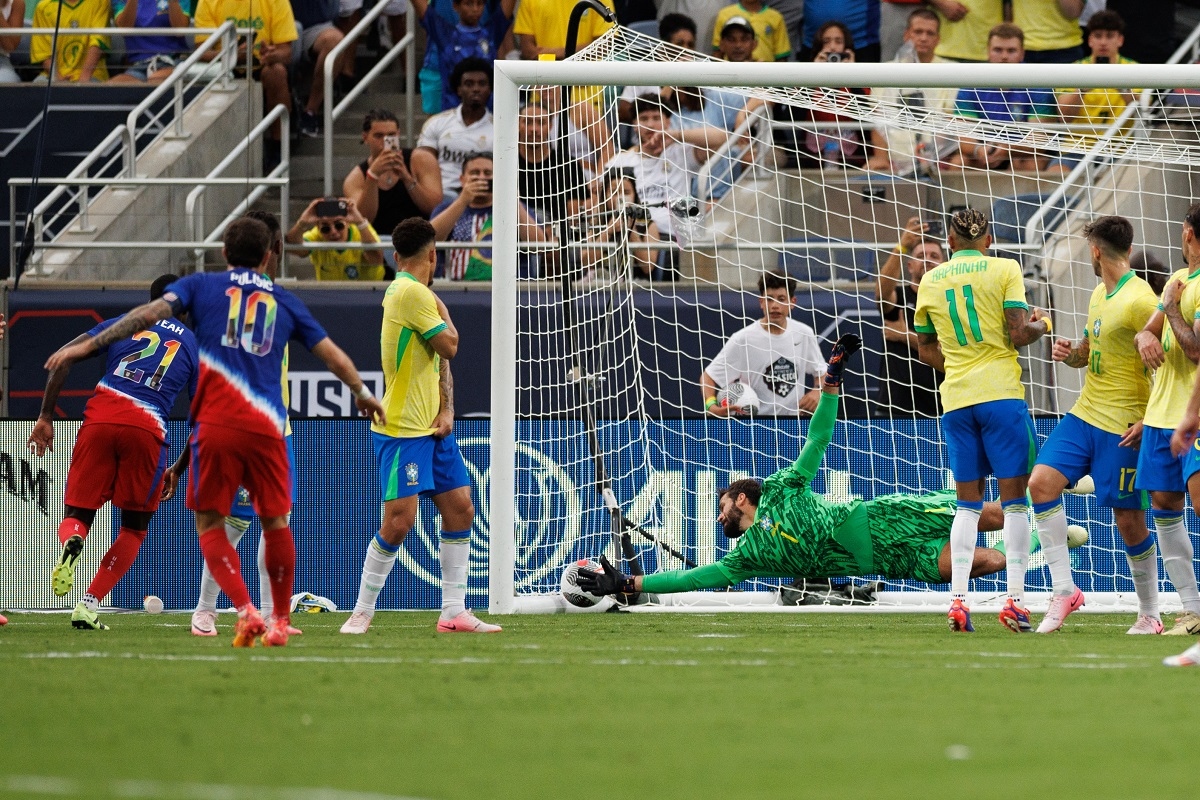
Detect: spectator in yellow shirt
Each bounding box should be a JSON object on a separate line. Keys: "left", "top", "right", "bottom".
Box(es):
{"left": 711, "top": 1, "right": 791, "bottom": 62}
{"left": 1014, "top": 0, "right": 1083, "bottom": 63}
{"left": 286, "top": 197, "right": 387, "bottom": 281}
{"left": 31, "top": 0, "right": 111, "bottom": 82}
{"left": 1056, "top": 10, "right": 1139, "bottom": 136}
{"left": 514, "top": 0, "right": 614, "bottom": 59}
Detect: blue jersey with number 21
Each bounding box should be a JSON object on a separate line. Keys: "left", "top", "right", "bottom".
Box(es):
{"left": 83, "top": 315, "right": 199, "bottom": 444}
{"left": 165, "top": 269, "right": 328, "bottom": 438}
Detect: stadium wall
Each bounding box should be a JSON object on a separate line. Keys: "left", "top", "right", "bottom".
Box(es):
{"left": 0, "top": 417, "right": 1170, "bottom": 611}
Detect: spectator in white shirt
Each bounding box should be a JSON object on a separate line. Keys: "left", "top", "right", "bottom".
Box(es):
{"left": 416, "top": 56, "right": 494, "bottom": 197}
{"left": 702, "top": 271, "right": 826, "bottom": 417}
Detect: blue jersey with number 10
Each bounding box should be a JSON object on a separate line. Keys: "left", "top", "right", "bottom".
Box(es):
{"left": 166, "top": 269, "right": 328, "bottom": 437}
{"left": 83, "top": 316, "right": 199, "bottom": 444}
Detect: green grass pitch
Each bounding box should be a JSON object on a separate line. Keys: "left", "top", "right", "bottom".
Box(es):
{"left": 1, "top": 610, "right": 1195, "bottom": 800}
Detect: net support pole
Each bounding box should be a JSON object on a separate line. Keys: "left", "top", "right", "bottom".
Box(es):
{"left": 489, "top": 65, "right": 520, "bottom": 614}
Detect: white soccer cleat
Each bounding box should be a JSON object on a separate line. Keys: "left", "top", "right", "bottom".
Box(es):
{"left": 190, "top": 609, "right": 218, "bottom": 637}
{"left": 340, "top": 611, "right": 373, "bottom": 634}
{"left": 1164, "top": 643, "right": 1200, "bottom": 667}
{"left": 1126, "top": 614, "right": 1164, "bottom": 635}
{"left": 437, "top": 610, "right": 502, "bottom": 633}
{"left": 1164, "top": 610, "right": 1200, "bottom": 636}
{"left": 1036, "top": 587, "right": 1085, "bottom": 633}
{"left": 1065, "top": 475, "right": 1095, "bottom": 495}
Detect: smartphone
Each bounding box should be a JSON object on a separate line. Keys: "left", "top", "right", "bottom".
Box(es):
{"left": 1094, "top": 55, "right": 1110, "bottom": 64}
{"left": 924, "top": 218, "right": 944, "bottom": 237}
{"left": 383, "top": 134, "right": 400, "bottom": 151}
{"left": 316, "top": 198, "right": 348, "bottom": 218}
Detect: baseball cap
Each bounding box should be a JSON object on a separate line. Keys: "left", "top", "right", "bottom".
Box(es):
{"left": 720, "top": 15, "right": 755, "bottom": 38}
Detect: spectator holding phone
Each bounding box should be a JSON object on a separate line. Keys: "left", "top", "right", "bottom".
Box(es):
{"left": 1055, "top": 11, "right": 1138, "bottom": 137}
{"left": 344, "top": 110, "right": 443, "bottom": 255}
{"left": 286, "top": 197, "right": 386, "bottom": 281}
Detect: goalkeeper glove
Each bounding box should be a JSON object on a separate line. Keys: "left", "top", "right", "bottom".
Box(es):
{"left": 823, "top": 333, "right": 862, "bottom": 389}
{"left": 576, "top": 555, "right": 637, "bottom": 596}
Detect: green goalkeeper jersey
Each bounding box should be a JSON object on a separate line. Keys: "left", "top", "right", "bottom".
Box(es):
{"left": 717, "top": 392, "right": 869, "bottom": 582}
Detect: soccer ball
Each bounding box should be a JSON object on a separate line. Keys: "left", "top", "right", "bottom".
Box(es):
{"left": 716, "top": 382, "right": 760, "bottom": 414}
{"left": 560, "top": 559, "right": 604, "bottom": 608}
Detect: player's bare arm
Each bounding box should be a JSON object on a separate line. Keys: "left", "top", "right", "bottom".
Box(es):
{"left": 309, "top": 338, "right": 387, "bottom": 425}
{"left": 1004, "top": 306, "right": 1051, "bottom": 347}
{"left": 160, "top": 442, "right": 190, "bottom": 501}
{"left": 1162, "top": 278, "right": 1200, "bottom": 363}
{"left": 1136, "top": 309, "right": 1167, "bottom": 369}
{"left": 29, "top": 332, "right": 100, "bottom": 456}
{"left": 1053, "top": 336, "right": 1089, "bottom": 368}
{"left": 1171, "top": 363, "right": 1200, "bottom": 456}
{"left": 916, "top": 330, "right": 945, "bottom": 372}
{"left": 44, "top": 299, "right": 173, "bottom": 371}
{"left": 433, "top": 360, "right": 455, "bottom": 438}
{"left": 427, "top": 295, "right": 460, "bottom": 359}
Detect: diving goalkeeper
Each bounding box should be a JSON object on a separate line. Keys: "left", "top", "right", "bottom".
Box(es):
{"left": 579, "top": 334, "right": 1012, "bottom": 599}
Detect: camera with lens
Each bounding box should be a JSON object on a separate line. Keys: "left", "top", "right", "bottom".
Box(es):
{"left": 625, "top": 203, "right": 652, "bottom": 232}
{"left": 826, "top": 51, "right": 844, "bottom": 63}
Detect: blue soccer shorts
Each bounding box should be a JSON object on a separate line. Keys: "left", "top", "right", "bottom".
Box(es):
{"left": 373, "top": 432, "right": 471, "bottom": 502}
{"left": 1137, "top": 424, "right": 1190, "bottom": 493}
{"left": 942, "top": 398, "right": 1038, "bottom": 483}
{"left": 229, "top": 434, "right": 297, "bottom": 520}
{"left": 1037, "top": 414, "right": 1146, "bottom": 509}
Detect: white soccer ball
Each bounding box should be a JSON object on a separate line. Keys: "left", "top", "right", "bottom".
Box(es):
{"left": 1066, "top": 524, "right": 1089, "bottom": 549}
{"left": 560, "top": 559, "right": 604, "bottom": 608}
{"left": 716, "top": 382, "right": 760, "bottom": 414}
{"left": 143, "top": 595, "right": 163, "bottom": 614}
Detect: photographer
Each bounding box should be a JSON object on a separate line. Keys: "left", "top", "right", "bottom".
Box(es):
{"left": 286, "top": 197, "right": 386, "bottom": 281}
{"left": 576, "top": 169, "right": 660, "bottom": 280}
{"left": 431, "top": 152, "right": 549, "bottom": 281}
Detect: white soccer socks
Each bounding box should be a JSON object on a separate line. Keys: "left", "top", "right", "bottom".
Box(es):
{"left": 1154, "top": 510, "right": 1200, "bottom": 614}
{"left": 950, "top": 502, "right": 983, "bottom": 601}
{"left": 1033, "top": 500, "right": 1074, "bottom": 596}
{"left": 352, "top": 532, "right": 400, "bottom": 615}
{"left": 1001, "top": 498, "right": 1031, "bottom": 605}
{"left": 439, "top": 530, "right": 471, "bottom": 621}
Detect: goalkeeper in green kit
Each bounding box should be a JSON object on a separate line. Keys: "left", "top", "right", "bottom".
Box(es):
{"left": 579, "top": 334, "right": 1016, "bottom": 598}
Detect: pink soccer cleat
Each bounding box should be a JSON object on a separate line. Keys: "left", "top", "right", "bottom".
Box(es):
{"left": 231, "top": 605, "right": 266, "bottom": 648}
{"left": 339, "top": 611, "right": 373, "bottom": 634}
{"left": 437, "top": 610, "right": 502, "bottom": 633}
{"left": 190, "top": 609, "right": 218, "bottom": 637}
{"left": 1036, "top": 587, "right": 1085, "bottom": 633}
{"left": 947, "top": 599, "right": 974, "bottom": 633}
{"left": 1126, "top": 614, "right": 1164, "bottom": 635}
{"left": 1164, "top": 643, "right": 1200, "bottom": 667}
{"left": 269, "top": 616, "right": 303, "bottom": 636}
{"left": 261, "top": 617, "right": 290, "bottom": 647}
{"left": 998, "top": 598, "right": 1032, "bottom": 633}
{"left": 0, "top": 613, "right": 7, "bottom": 626}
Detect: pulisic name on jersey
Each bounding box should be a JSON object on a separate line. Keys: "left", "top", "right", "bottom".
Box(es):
{"left": 228, "top": 271, "right": 276, "bottom": 291}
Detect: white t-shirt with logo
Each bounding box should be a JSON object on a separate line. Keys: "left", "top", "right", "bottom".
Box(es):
{"left": 705, "top": 318, "right": 826, "bottom": 415}
{"left": 604, "top": 142, "right": 694, "bottom": 237}
{"left": 417, "top": 106, "right": 495, "bottom": 193}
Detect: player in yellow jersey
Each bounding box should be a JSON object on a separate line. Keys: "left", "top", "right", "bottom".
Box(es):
{"left": 341, "top": 218, "right": 500, "bottom": 635}
{"left": 1134, "top": 203, "right": 1200, "bottom": 638}
{"left": 1027, "top": 216, "right": 1163, "bottom": 634}
{"left": 914, "top": 209, "right": 1051, "bottom": 633}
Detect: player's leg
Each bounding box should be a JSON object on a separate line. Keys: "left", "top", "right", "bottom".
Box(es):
{"left": 54, "top": 424, "right": 119, "bottom": 596}
{"left": 942, "top": 406, "right": 990, "bottom": 632}
{"left": 936, "top": 545, "right": 1006, "bottom": 581}
{"left": 192, "top": 507, "right": 251, "bottom": 636}
{"left": 428, "top": 434, "right": 499, "bottom": 633}
{"left": 1113, "top": 506, "right": 1162, "bottom": 633}
{"left": 239, "top": 434, "right": 296, "bottom": 647}
{"left": 982, "top": 400, "right": 1039, "bottom": 630}
{"left": 1164, "top": 458, "right": 1200, "bottom": 635}
{"left": 867, "top": 492, "right": 1005, "bottom": 586}
{"left": 71, "top": 508, "right": 156, "bottom": 631}
{"left": 1134, "top": 426, "right": 1189, "bottom": 633}
{"left": 259, "top": 436, "right": 302, "bottom": 636}
{"left": 188, "top": 424, "right": 264, "bottom": 646}
{"left": 342, "top": 433, "right": 430, "bottom": 634}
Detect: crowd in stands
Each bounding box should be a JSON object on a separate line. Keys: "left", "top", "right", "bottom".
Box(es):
{"left": 0, "top": 1, "right": 1182, "bottom": 283}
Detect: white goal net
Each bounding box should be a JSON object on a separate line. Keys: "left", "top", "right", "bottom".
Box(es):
{"left": 488, "top": 24, "right": 1200, "bottom": 614}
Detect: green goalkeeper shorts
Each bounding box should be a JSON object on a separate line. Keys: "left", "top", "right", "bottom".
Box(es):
{"left": 863, "top": 490, "right": 957, "bottom": 584}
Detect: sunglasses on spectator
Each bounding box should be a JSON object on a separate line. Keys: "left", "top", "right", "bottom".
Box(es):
{"left": 319, "top": 221, "right": 347, "bottom": 234}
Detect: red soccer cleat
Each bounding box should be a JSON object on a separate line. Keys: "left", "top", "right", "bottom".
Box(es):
{"left": 947, "top": 598, "right": 975, "bottom": 633}
{"left": 232, "top": 605, "right": 266, "bottom": 648}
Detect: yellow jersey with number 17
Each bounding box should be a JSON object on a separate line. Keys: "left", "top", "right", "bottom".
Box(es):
{"left": 373, "top": 272, "right": 447, "bottom": 439}
{"left": 1070, "top": 272, "right": 1157, "bottom": 435}
{"left": 913, "top": 249, "right": 1028, "bottom": 413}
{"left": 1143, "top": 267, "right": 1200, "bottom": 429}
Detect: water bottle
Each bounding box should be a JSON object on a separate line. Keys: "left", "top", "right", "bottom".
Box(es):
{"left": 896, "top": 40, "right": 919, "bottom": 63}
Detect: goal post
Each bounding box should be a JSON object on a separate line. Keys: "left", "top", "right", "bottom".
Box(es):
{"left": 489, "top": 35, "right": 1200, "bottom": 615}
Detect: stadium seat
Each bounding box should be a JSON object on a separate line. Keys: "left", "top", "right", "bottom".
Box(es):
{"left": 627, "top": 20, "right": 660, "bottom": 38}
{"left": 780, "top": 237, "right": 877, "bottom": 283}
{"left": 990, "top": 192, "right": 1073, "bottom": 243}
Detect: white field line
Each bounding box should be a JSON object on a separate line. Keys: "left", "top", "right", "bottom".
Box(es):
{"left": 1, "top": 775, "right": 432, "bottom": 800}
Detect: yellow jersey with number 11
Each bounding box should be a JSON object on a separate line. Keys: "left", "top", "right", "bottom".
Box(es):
{"left": 913, "top": 249, "right": 1028, "bottom": 413}
{"left": 1143, "top": 267, "right": 1200, "bottom": 430}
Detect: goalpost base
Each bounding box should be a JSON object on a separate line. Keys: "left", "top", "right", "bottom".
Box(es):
{"left": 507, "top": 592, "right": 1183, "bottom": 615}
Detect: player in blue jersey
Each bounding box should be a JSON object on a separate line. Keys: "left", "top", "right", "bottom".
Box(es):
{"left": 46, "top": 219, "right": 385, "bottom": 647}
{"left": 29, "top": 275, "right": 199, "bottom": 630}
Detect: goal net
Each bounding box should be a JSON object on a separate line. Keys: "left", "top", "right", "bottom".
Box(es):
{"left": 488, "top": 24, "right": 1200, "bottom": 614}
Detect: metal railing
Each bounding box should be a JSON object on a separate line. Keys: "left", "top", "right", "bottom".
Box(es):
{"left": 186, "top": 104, "right": 291, "bottom": 274}
{"left": 10, "top": 23, "right": 242, "bottom": 272}
{"left": 323, "top": 4, "right": 416, "bottom": 195}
